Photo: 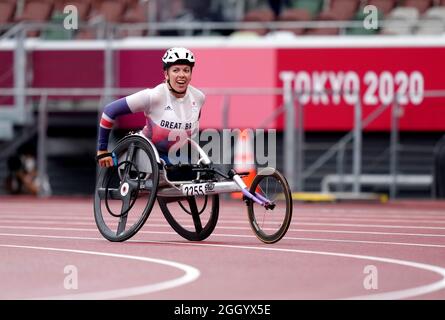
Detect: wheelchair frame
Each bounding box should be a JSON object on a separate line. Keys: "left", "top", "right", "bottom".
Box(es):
{"left": 127, "top": 132, "right": 276, "bottom": 208}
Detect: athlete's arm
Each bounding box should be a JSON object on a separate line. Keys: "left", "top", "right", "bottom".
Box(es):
{"left": 96, "top": 90, "right": 150, "bottom": 167}
{"left": 96, "top": 98, "right": 132, "bottom": 167}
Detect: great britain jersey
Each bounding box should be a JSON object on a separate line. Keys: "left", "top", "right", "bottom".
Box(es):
{"left": 98, "top": 83, "right": 205, "bottom": 154}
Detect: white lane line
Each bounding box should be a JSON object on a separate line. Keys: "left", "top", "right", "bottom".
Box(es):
{"left": 3, "top": 214, "right": 445, "bottom": 225}
{"left": 1, "top": 234, "right": 444, "bottom": 300}
{"left": 1, "top": 225, "right": 445, "bottom": 238}
{"left": 2, "top": 205, "right": 445, "bottom": 216}
{"left": 311, "top": 208, "right": 445, "bottom": 216}
{"left": 298, "top": 222, "right": 445, "bottom": 230}
{"left": 1, "top": 230, "right": 445, "bottom": 249}
{"left": 2, "top": 209, "right": 445, "bottom": 219}
{"left": 282, "top": 237, "right": 445, "bottom": 248}
{"left": 0, "top": 233, "right": 100, "bottom": 241}
{"left": 0, "top": 215, "right": 94, "bottom": 221}
{"left": 0, "top": 244, "right": 200, "bottom": 300}
{"left": 2, "top": 218, "right": 445, "bottom": 231}
{"left": 295, "top": 217, "right": 445, "bottom": 224}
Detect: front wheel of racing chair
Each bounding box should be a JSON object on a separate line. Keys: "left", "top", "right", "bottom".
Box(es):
{"left": 247, "top": 168, "right": 293, "bottom": 244}
{"left": 94, "top": 135, "right": 159, "bottom": 242}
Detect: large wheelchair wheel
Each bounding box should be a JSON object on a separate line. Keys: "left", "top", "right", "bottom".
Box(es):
{"left": 158, "top": 195, "right": 219, "bottom": 241}
{"left": 94, "top": 135, "right": 159, "bottom": 242}
{"left": 247, "top": 168, "right": 292, "bottom": 244}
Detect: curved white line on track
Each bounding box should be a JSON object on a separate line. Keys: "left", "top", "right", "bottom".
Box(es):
{"left": 0, "top": 244, "right": 200, "bottom": 300}
{"left": 1, "top": 233, "right": 445, "bottom": 299}
{"left": 132, "top": 240, "right": 445, "bottom": 300}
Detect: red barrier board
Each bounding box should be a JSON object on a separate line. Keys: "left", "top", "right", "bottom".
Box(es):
{"left": 276, "top": 47, "right": 445, "bottom": 131}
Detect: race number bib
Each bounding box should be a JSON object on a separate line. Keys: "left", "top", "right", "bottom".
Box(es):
{"left": 181, "top": 183, "right": 216, "bottom": 196}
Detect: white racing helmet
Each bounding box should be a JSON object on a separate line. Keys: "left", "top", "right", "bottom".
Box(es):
{"left": 162, "top": 47, "right": 195, "bottom": 70}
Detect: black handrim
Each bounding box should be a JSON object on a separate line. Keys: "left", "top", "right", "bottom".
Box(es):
{"left": 94, "top": 136, "right": 159, "bottom": 242}
{"left": 104, "top": 160, "right": 141, "bottom": 218}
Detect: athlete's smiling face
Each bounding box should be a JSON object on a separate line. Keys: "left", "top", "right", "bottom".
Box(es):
{"left": 165, "top": 64, "right": 192, "bottom": 96}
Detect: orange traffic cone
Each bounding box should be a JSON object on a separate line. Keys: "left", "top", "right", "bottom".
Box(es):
{"left": 231, "top": 129, "right": 256, "bottom": 199}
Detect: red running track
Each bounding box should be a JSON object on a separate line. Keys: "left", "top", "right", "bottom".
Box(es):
{"left": 0, "top": 196, "right": 445, "bottom": 300}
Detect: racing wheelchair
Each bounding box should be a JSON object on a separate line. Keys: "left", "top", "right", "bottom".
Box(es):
{"left": 93, "top": 132, "right": 293, "bottom": 244}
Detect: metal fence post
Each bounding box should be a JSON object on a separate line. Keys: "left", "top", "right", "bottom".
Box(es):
{"left": 295, "top": 91, "right": 304, "bottom": 192}
{"left": 37, "top": 93, "right": 51, "bottom": 197}
{"left": 104, "top": 28, "right": 114, "bottom": 105}
{"left": 352, "top": 93, "right": 362, "bottom": 194}
{"left": 390, "top": 98, "right": 400, "bottom": 199}
{"left": 221, "top": 94, "right": 231, "bottom": 200}
{"left": 337, "top": 142, "right": 346, "bottom": 192}
{"left": 282, "top": 75, "right": 296, "bottom": 192}
{"left": 147, "top": 0, "right": 157, "bottom": 36}
{"left": 14, "top": 26, "right": 26, "bottom": 124}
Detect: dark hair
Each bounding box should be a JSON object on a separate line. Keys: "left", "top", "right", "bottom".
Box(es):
{"left": 163, "top": 59, "right": 195, "bottom": 70}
